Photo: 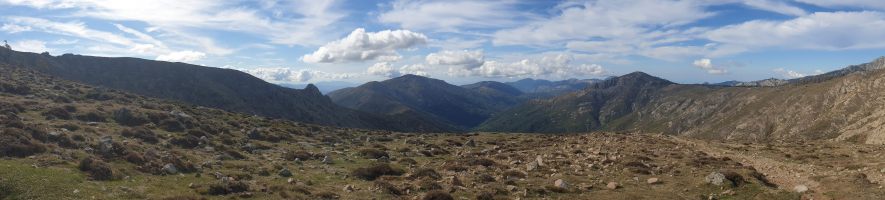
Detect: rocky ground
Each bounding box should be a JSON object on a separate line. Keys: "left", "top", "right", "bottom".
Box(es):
{"left": 1, "top": 65, "right": 884, "bottom": 200}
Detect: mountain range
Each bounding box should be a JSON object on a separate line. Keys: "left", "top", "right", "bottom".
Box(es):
{"left": 0, "top": 48, "right": 427, "bottom": 132}
{"left": 479, "top": 57, "right": 885, "bottom": 144}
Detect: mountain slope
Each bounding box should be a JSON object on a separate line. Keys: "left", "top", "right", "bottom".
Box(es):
{"left": 329, "top": 75, "right": 523, "bottom": 130}
{"left": 505, "top": 78, "right": 602, "bottom": 98}
{"left": 480, "top": 57, "right": 885, "bottom": 144}
{"left": 0, "top": 48, "right": 418, "bottom": 131}
{"left": 477, "top": 72, "right": 673, "bottom": 133}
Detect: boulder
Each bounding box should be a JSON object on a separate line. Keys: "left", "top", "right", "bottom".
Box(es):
{"left": 705, "top": 172, "right": 726, "bottom": 186}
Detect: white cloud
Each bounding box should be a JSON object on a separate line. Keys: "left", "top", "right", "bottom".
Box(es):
{"left": 0, "top": 23, "right": 31, "bottom": 33}
{"left": 367, "top": 62, "right": 401, "bottom": 78}
{"left": 301, "top": 28, "right": 428, "bottom": 63}
{"left": 367, "top": 62, "right": 429, "bottom": 78}
{"left": 2, "top": 0, "right": 346, "bottom": 46}
{"left": 493, "top": 0, "right": 713, "bottom": 46}
{"left": 742, "top": 0, "right": 807, "bottom": 16}
{"left": 795, "top": 0, "right": 885, "bottom": 10}
{"left": 706, "top": 11, "right": 885, "bottom": 50}
{"left": 156, "top": 51, "right": 206, "bottom": 62}
{"left": 425, "top": 50, "right": 484, "bottom": 69}
{"left": 452, "top": 53, "right": 605, "bottom": 78}
{"left": 773, "top": 68, "right": 823, "bottom": 79}
{"left": 692, "top": 58, "right": 728, "bottom": 75}
{"left": 11, "top": 40, "right": 52, "bottom": 53}
{"left": 229, "top": 67, "right": 355, "bottom": 83}
{"left": 378, "top": 0, "right": 528, "bottom": 32}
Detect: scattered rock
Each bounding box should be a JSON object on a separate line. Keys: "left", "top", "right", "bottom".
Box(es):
{"left": 527, "top": 161, "right": 539, "bottom": 171}
{"left": 506, "top": 185, "right": 518, "bottom": 192}
{"left": 705, "top": 172, "right": 726, "bottom": 186}
{"left": 162, "top": 163, "right": 178, "bottom": 174}
{"left": 647, "top": 177, "right": 660, "bottom": 184}
{"left": 343, "top": 184, "right": 355, "bottom": 192}
{"left": 606, "top": 182, "right": 619, "bottom": 190}
{"left": 287, "top": 178, "right": 295, "bottom": 184}
{"left": 322, "top": 155, "right": 333, "bottom": 164}
{"left": 554, "top": 179, "right": 569, "bottom": 190}
{"left": 465, "top": 139, "right": 476, "bottom": 147}
{"left": 536, "top": 155, "right": 545, "bottom": 167}
{"left": 794, "top": 185, "right": 809, "bottom": 193}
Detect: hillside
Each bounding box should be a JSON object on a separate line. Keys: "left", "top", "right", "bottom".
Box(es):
{"left": 0, "top": 48, "right": 422, "bottom": 131}
{"left": 329, "top": 75, "right": 523, "bottom": 130}
{"left": 477, "top": 72, "right": 673, "bottom": 133}
{"left": 506, "top": 78, "right": 602, "bottom": 98}
{"left": 1, "top": 58, "right": 882, "bottom": 200}
{"left": 479, "top": 57, "right": 885, "bottom": 144}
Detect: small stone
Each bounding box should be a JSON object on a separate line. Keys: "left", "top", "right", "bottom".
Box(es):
{"left": 554, "top": 179, "right": 569, "bottom": 189}
{"left": 647, "top": 177, "right": 660, "bottom": 184}
{"left": 287, "top": 178, "right": 295, "bottom": 184}
{"left": 794, "top": 185, "right": 808, "bottom": 193}
{"left": 187, "top": 183, "right": 196, "bottom": 188}
{"left": 507, "top": 185, "right": 518, "bottom": 191}
{"left": 322, "top": 156, "right": 333, "bottom": 164}
{"left": 162, "top": 163, "right": 178, "bottom": 174}
{"left": 343, "top": 185, "right": 355, "bottom": 192}
{"left": 527, "top": 161, "right": 539, "bottom": 171}
{"left": 278, "top": 168, "right": 293, "bottom": 177}
{"left": 536, "top": 156, "right": 545, "bottom": 167}
{"left": 465, "top": 139, "right": 476, "bottom": 147}
{"left": 705, "top": 172, "right": 726, "bottom": 186}
{"left": 606, "top": 182, "right": 619, "bottom": 190}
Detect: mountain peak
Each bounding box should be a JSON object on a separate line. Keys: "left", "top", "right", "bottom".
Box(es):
{"left": 304, "top": 83, "right": 321, "bottom": 95}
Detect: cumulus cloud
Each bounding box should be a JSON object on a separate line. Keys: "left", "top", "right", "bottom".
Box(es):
{"left": 773, "top": 68, "right": 823, "bottom": 79}
{"left": 11, "top": 40, "right": 52, "bottom": 53}
{"left": 706, "top": 11, "right": 885, "bottom": 50}
{"left": 156, "top": 51, "right": 206, "bottom": 62}
{"left": 451, "top": 53, "right": 605, "bottom": 78}
{"left": 367, "top": 62, "right": 401, "bottom": 78}
{"left": 231, "top": 67, "right": 355, "bottom": 83}
{"left": 366, "top": 62, "right": 428, "bottom": 78}
{"left": 692, "top": 58, "right": 728, "bottom": 75}
{"left": 425, "top": 50, "right": 484, "bottom": 69}
{"left": 302, "top": 28, "right": 428, "bottom": 63}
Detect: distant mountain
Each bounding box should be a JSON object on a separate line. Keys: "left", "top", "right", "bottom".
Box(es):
{"left": 279, "top": 81, "right": 359, "bottom": 94}
{"left": 328, "top": 75, "right": 524, "bottom": 131}
{"left": 479, "top": 57, "right": 885, "bottom": 144}
{"left": 0, "top": 48, "right": 424, "bottom": 131}
{"left": 505, "top": 78, "right": 602, "bottom": 98}
{"left": 713, "top": 78, "right": 789, "bottom": 87}
{"left": 477, "top": 72, "right": 673, "bottom": 133}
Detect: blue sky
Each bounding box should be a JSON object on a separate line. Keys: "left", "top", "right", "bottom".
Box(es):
{"left": 2, "top": 0, "right": 885, "bottom": 85}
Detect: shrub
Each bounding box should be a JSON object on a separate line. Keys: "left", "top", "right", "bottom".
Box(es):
{"left": 159, "top": 119, "right": 185, "bottom": 132}
{"left": 41, "top": 107, "right": 72, "bottom": 120}
{"left": 113, "top": 108, "right": 149, "bottom": 126}
{"left": 410, "top": 168, "right": 441, "bottom": 180}
{"left": 78, "top": 157, "right": 118, "bottom": 181}
{"left": 313, "top": 191, "right": 340, "bottom": 200}
{"left": 358, "top": 148, "right": 389, "bottom": 159}
{"left": 352, "top": 164, "right": 404, "bottom": 181}
{"left": 422, "top": 191, "right": 454, "bottom": 200}
{"left": 0, "top": 81, "right": 31, "bottom": 95}
{"left": 170, "top": 136, "right": 200, "bottom": 149}
{"left": 374, "top": 181, "right": 403, "bottom": 195}
{"left": 75, "top": 111, "right": 107, "bottom": 122}
{"left": 722, "top": 171, "right": 745, "bottom": 187}
{"left": 284, "top": 150, "right": 315, "bottom": 161}
{"left": 120, "top": 128, "right": 159, "bottom": 144}
{"left": 206, "top": 181, "right": 249, "bottom": 195}
{"left": 0, "top": 128, "right": 46, "bottom": 157}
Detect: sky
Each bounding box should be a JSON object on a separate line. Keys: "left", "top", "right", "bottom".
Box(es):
{"left": 2, "top": 0, "right": 885, "bottom": 86}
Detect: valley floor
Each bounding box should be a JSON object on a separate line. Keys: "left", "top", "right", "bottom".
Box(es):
{"left": 2, "top": 132, "right": 882, "bottom": 200}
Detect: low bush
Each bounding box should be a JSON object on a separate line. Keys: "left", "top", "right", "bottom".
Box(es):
{"left": 352, "top": 163, "right": 404, "bottom": 181}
